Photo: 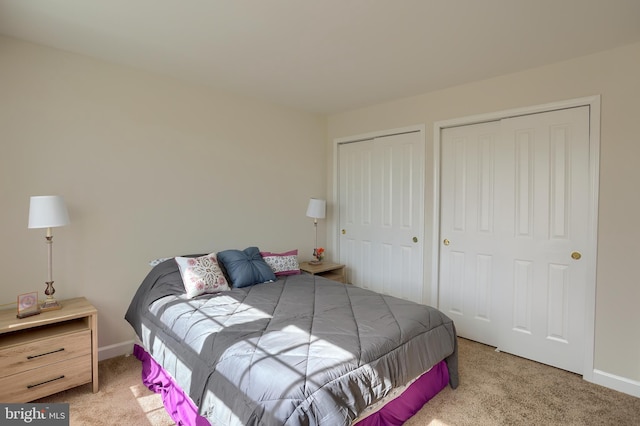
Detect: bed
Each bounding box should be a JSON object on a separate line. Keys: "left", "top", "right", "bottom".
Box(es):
{"left": 125, "top": 249, "right": 458, "bottom": 425}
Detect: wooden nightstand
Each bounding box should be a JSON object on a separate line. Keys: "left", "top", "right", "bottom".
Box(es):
{"left": 299, "top": 262, "right": 347, "bottom": 284}
{"left": 0, "top": 297, "right": 98, "bottom": 402}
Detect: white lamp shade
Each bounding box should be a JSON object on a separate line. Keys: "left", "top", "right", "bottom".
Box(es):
{"left": 306, "top": 198, "right": 326, "bottom": 219}
{"left": 28, "top": 195, "right": 70, "bottom": 229}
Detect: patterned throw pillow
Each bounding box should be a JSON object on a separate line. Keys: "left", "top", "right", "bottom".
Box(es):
{"left": 175, "top": 253, "right": 230, "bottom": 298}
{"left": 260, "top": 249, "right": 300, "bottom": 276}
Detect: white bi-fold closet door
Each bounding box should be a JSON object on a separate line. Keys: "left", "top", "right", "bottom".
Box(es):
{"left": 338, "top": 130, "right": 425, "bottom": 303}
{"left": 439, "top": 106, "right": 591, "bottom": 374}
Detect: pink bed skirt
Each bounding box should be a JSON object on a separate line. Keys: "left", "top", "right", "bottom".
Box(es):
{"left": 354, "top": 360, "right": 449, "bottom": 426}
{"left": 134, "top": 344, "right": 449, "bottom": 426}
{"left": 134, "top": 344, "right": 209, "bottom": 426}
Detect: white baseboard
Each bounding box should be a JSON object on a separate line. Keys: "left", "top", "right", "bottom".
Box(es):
{"left": 588, "top": 369, "right": 640, "bottom": 398}
{"left": 98, "top": 340, "right": 136, "bottom": 361}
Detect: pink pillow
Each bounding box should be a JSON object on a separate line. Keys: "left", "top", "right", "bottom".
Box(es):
{"left": 175, "top": 253, "right": 230, "bottom": 298}
{"left": 260, "top": 249, "right": 301, "bottom": 276}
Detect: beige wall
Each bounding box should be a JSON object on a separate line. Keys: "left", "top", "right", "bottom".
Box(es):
{"left": 2, "top": 33, "right": 638, "bottom": 393}
{"left": 327, "top": 42, "right": 640, "bottom": 387}
{"left": 0, "top": 36, "right": 327, "bottom": 356}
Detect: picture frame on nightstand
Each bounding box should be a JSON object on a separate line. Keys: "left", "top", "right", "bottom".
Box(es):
{"left": 17, "top": 291, "right": 40, "bottom": 319}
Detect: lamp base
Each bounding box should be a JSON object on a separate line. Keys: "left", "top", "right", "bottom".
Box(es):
{"left": 41, "top": 298, "right": 62, "bottom": 312}
{"left": 308, "top": 260, "right": 323, "bottom": 265}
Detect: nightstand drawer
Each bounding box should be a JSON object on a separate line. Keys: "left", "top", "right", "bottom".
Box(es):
{"left": 0, "top": 329, "right": 91, "bottom": 377}
{"left": 0, "top": 354, "right": 92, "bottom": 403}
{"left": 320, "top": 271, "right": 346, "bottom": 283}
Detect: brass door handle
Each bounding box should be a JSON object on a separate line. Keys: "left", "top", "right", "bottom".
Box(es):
{"left": 412, "top": 236, "right": 418, "bottom": 243}
{"left": 341, "top": 229, "right": 346, "bottom": 235}
{"left": 571, "top": 251, "right": 582, "bottom": 260}
{"left": 443, "top": 239, "right": 450, "bottom": 246}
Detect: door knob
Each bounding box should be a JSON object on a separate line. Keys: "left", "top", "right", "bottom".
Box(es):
{"left": 571, "top": 251, "right": 582, "bottom": 260}
{"left": 341, "top": 229, "right": 346, "bottom": 235}
{"left": 412, "top": 236, "right": 418, "bottom": 243}
{"left": 443, "top": 239, "right": 450, "bottom": 246}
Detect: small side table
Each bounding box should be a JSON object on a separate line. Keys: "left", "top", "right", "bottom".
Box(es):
{"left": 299, "top": 261, "right": 347, "bottom": 284}
{"left": 0, "top": 297, "right": 98, "bottom": 402}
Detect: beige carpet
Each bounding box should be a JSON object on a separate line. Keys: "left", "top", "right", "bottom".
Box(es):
{"left": 38, "top": 338, "right": 640, "bottom": 425}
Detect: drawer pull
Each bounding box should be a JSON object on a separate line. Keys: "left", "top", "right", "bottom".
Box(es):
{"left": 27, "top": 375, "right": 65, "bottom": 389}
{"left": 27, "top": 348, "right": 65, "bottom": 359}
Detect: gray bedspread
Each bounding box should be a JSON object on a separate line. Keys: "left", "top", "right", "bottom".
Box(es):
{"left": 125, "top": 259, "right": 458, "bottom": 426}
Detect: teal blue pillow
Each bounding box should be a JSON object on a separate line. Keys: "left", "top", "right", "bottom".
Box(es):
{"left": 216, "top": 247, "right": 276, "bottom": 288}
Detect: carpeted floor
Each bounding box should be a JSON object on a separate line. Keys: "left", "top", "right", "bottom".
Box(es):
{"left": 37, "top": 337, "right": 640, "bottom": 425}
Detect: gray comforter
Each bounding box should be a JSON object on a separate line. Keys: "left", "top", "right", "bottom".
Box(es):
{"left": 125, "top": 259, "right": 458, "bottom": 425}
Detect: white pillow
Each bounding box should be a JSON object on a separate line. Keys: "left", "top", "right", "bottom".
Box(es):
{"left": 175, "top": 253, "right": 230, "bottom": 298}
{"left": 149, "top": 257, "right": 172, "bottom": 267}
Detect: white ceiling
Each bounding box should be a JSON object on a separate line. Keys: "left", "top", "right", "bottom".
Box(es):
{"left": 1, "top": 0, "right": 640, "bottom": 114}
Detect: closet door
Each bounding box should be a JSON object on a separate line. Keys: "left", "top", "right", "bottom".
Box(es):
{"left": 439, "top": 106, "right": 590, "bottom": 374}
{"left": 338, "top": 139, "right": 375, "bottom": 291}
{"left": 495, "top": 107, "right": 590, "bottom": 374}
{"left": 438, "top": 120, "right": 502, "bottom": 347}
{"left": 338, "top": 131, "right": 424, "bottom": 302}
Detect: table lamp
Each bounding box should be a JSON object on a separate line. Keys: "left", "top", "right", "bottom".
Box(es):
{"left": 306, "top": 198, "right": 326, "bottom": 264}
{"left": 28, "top": 195, "right": 70, "bottom": 311}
